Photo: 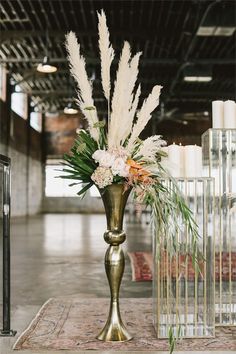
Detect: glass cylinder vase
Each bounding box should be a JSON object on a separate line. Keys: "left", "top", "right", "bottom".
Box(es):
{"left": 153, "top": 177, "right": 215, "bottom": 338}
{"left": 202, "top": 129, "right": 236, "bottom": 326}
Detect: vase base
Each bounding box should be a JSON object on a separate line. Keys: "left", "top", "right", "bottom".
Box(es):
{"left": 96, "top": 323, "right": 133, "bottom": 342}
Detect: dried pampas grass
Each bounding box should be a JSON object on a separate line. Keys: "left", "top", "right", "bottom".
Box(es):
{"left": 97, "top": 9, "right": 114, "bottom": 102}
{"left": 127, "top": 85, "right": 162, "bottom": 152}
{"left": 65, "top": 31, "right": 99, "bottom": 142}
{"left": 65, "top": 10, "right": 162, "bottom": 149}
{"left": 134, "top": 135, "right": 167, "bottom": 161}
{"left": 108, "top": 41, "right": 132, "bottom": 148}
{"left": 108, "top": 42, "right": 142, "bottom": 149}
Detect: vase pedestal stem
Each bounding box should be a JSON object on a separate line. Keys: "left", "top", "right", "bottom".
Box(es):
{"left": 97, "top": 184, "right": 133, "bottom": 342}
{"left": 97, "top": 244, "right": 132, "bottom": 341}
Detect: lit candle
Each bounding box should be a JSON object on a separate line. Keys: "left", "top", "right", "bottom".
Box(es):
{"left": 168, "top": 143, "right": 184, "bottom": 177}
{"left": 224, "top": 100, "right": 236, "bottom": 129}
{"left": 184, "top": 145, "right": 202, "bottom": 178}
{"left": 212, "top": 100, "right": 224, "bottom": 128}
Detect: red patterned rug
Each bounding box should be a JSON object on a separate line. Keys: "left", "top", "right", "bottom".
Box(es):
{"left": 13, "top": 297, "right": 236, "bottom": 351}
{"left": 128, "top": 252, "right": 153, "bottom": 281}
{"left": 128, "top": 251, "right": 236, "bottom": 282}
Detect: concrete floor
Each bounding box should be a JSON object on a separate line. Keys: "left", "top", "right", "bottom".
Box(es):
{"left": 0, "top": 213, "right": 232, "bottom": 354}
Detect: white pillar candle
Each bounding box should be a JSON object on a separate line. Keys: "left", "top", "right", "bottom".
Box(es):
{"left": 168, "top": 143, "right": 184, "bottom": 177}
{"left": 212, "top": 100, "right": 224, "bottom": 128}
{"left": 196, "top": 146, "right": 203, "bottom": 177}
{"left": 184, "top": 145, "right": 202, "bottom": 178}
{"left": 179, "top": 144, "right": 185, "bottom": 177}
{"left": 224, "top": 100, "right": 236, "bottom": 129}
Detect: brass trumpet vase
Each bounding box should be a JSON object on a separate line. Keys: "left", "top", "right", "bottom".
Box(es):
{"left": 97, "top": 183, "right": 133, "bottom": 342}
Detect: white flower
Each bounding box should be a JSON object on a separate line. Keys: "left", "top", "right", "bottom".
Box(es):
{"left": 111, "top": 157, "right": 125, "bottom": 175}
{"left": 111, "top": 158, "right": 130, "bottom": 177}
{"left": 119, "top": 164, "right": 130, "bottom": 177}
{"left": 92, "top": 150, "right": 115, "bottom": 167}
{"left": 92, "top": 150, "right": 105, "bottom": 162}
{"left": 93, "top": 149, "right": 130, "bottom": 177}
{"left": 100, "top": 152, "right": 115, "bottom": 168}
{"left": 91, "top": 166, "right": 113, "bottom": 188}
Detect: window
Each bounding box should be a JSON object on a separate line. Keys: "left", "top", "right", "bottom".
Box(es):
{"left": 90, "top": 185, "right": 100, "bottom": 197}
{"left": 30, "top": 111, "right": 42, "bottom": 132}
{"left": 45, "top": 164, "right": 81, "bottom": 197}
{"left": 11, "top": 85, "right": 28, "bottom": 119}
{"left": 0, "top": 65, "right": 7, "bottom": 101}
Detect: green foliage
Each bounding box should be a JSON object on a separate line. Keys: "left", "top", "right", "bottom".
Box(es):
{"left": 168, "top": 324, "right": 182, "bottom": 354}
{"left": 59, "top": 129, "right": 99, "bottom": 196}
{"left": 168, "top": 327, "right": 175, "bottom": 354}
{"left": 98, "top": 123, "right": 107, "bottom": 149}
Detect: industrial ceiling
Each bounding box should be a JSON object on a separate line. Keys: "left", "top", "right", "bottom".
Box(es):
{"left": 0, "top": 0, "right": 235, "bottom": 125}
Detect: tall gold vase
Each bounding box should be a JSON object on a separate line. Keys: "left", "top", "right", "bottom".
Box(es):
{"left": 97, "top": 183, "right": 133, "bottom": 342}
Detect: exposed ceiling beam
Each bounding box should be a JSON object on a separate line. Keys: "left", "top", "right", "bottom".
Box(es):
{"left": 1, "top": 29, "right": 181, "bottom": 41}
{"left": 19, "top": 90, "right": 150, "bottom": 98}
{"left": 168, "top": 1, "right": 222, "bottom": 99}
{"left": 176, "top": 91, "right": 235, "bottom": 99}
{"left": 1, "top": 31, "right": 72, "bottom": 41}
{"left": 19, "top": 89, "right": 234, "bottom": 101}
{"left": 1, "top": 57, "right": 235, "bottom": 65}
{"left": 1, "top": 57, "right": 178, "bottom": 65}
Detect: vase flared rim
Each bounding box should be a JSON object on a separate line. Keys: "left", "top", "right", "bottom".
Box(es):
{"left": 98, "top": 183, "right": 132, "bottom": 193}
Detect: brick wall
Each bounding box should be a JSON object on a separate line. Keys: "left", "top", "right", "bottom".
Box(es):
{"left": 44, "top": 112, "right": 83, "bottom": 156}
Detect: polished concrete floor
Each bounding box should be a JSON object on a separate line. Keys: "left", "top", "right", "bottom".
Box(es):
{"left": 0, "top": 213, "right": 232, "bottom": 353}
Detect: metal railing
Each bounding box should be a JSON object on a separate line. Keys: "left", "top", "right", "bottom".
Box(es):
{"left": 0, "top": 154, "right": 16, "bottom": 336}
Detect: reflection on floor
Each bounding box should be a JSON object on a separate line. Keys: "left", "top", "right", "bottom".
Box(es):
{"left": 0, "top": 214, "right": 231, "bottom": 354}
{"left": 0, "top": 213, "right": 152, "bottom": 354}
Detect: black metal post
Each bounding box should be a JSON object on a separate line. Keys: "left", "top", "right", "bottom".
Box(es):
{"left": 0, "top": 154, "right": 16, "bottom": 336}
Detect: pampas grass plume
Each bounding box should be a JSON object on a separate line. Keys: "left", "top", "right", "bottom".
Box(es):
{"left": 97, "top": 10, "right": 114, "bottom": 101}
{"left": 65, "top": 31, "right": 99, "bottom": 141}
{"left": 127, "top": 85, "right": 162, "bottom": 151}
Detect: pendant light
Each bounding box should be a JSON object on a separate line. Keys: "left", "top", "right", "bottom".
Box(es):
{"left": 63, "top": 77, "right": 78, "bottom": 114}
{"left": 37, "top": 29, "right": 57, "bottom": 73}
{"left": 37, "top": 56, "right": 57, "bottom": 73}
{"left": 64, "top": 102, "right": 78, "bottom": 115}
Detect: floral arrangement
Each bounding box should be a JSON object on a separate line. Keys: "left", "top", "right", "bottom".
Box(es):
{"left": 62, "top": 9, "right": 199, "bottom": 260}
{"left": 62, "top": 9, "right": 200, "bottom": 351}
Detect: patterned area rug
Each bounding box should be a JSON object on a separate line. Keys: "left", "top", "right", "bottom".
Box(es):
{"left": 14, "top": 297, "right": 236, "bottom": 351}
{"left": 128, "top": 251, "right": 153, "bottom": 281}
{"left": 128, "top": 251, "right": 236, "bottom": 282}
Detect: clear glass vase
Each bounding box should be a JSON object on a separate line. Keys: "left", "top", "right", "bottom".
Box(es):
{"left": 153, "top": 178, "right": 215, "bottom": 338}
{"left": 202, "top": 128, "right": 236, "bottom": 326}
